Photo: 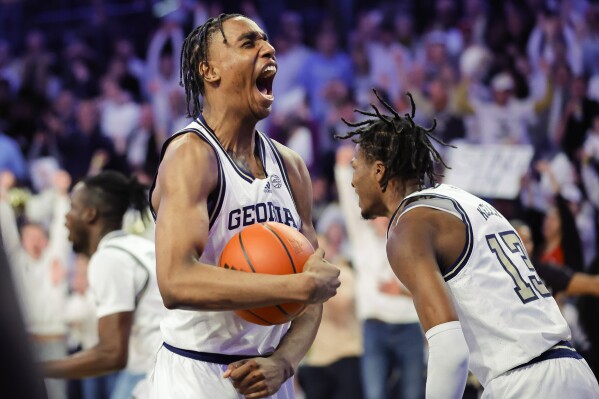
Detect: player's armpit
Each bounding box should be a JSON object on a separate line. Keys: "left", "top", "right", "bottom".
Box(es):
{"left": 386, "top": 211, "right": 459, "bottom": 332}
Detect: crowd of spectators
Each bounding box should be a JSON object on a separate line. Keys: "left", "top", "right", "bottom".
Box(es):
{"left": 1, "top": 0, "right": 599, "bottom": 398}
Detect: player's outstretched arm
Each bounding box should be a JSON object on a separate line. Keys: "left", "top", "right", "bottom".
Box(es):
{"left": 567, "top": 272, "right": 599, "bottom": 297}
{"left": 153, "top": 133, "right": 339, "bottom": 311}
{"left": 387, "top": 209, "right": 469, "bottom": 399}
{"left": 224, "top": 144, "right": 340, "bottom": 399}
{"left": 43, "top": 312, "right": 133, "bottom": 378}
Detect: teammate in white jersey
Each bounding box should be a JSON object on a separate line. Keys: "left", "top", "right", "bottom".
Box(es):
{"left": 43, "top": 171, "right": 165, "bottom": 399}
{"left": 337, "top": 90, "right": 599, "bottom": 399}
{"left": 149, "top": 13, "right": 340, "bottom": 399}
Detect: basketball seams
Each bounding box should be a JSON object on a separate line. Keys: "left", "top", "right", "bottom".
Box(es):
{"left": 262, "top": 224, "right": 297, "bottom": 274}
{"left": 219, "top": 222, "right": 311, "bottom": 325}
{"left": 238, "top": 233, "right": 257, "bottom": 273}
{"left": 240, "top": 309, "right": 275, "bottom": 325}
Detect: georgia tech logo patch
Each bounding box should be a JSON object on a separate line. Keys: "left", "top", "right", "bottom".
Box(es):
{"left": 270, "top": 174, "right": 282, "bottom": 189}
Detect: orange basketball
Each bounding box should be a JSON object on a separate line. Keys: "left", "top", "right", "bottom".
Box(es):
{"left": 218, "top": 222, "right": 314, "bottom": 326}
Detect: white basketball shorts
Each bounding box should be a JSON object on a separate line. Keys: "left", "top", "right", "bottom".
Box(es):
{"left": 482, "top": 356, "right": 599, "bottom": 398}
{"left": 149, "top": 344, "right": 295, "bottom": 399}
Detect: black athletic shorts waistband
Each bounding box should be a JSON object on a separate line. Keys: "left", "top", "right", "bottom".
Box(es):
{"left": 163, "top": 342, "right": 270, "bottom": 365}
{"left": 511, "top": 340, "right": 583, "bottom": 372}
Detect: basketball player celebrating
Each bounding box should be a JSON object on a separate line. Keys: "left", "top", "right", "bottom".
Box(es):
{"left": 43, "top": 171, "right": 165, "bottom": 399}
{"left": 149, "top": 14, "right": 340, "bottom": 399}
{"left": 336, "top": 90, "right": 599, "bottom": 399}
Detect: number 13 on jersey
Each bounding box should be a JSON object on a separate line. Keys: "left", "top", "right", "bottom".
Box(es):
{"left": 486, "top": 230, "right": 552, "bottom": 304}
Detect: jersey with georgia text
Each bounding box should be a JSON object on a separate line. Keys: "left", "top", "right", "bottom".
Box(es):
{"left": 388, "top": 184, "right": 571, "bottom": 387}
{"left": 150, "top": 115, "right": 301, "bottom": 356}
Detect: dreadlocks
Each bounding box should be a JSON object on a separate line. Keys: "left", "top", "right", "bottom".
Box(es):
{"left": 180, "top": 13, "right": 244, "bottom": 117}
{"left": 336, "top": 89, "right": 454, "bottom": 191}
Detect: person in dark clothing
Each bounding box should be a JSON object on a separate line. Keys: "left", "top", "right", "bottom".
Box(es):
{"left": 557, "top": 76, "right": 599, "bottom": 166}
{"left": 0, "top": 198, "right": 48, "bottom": 399}
{"left": 56, "top": 99, "right": 128, "bottom": 182}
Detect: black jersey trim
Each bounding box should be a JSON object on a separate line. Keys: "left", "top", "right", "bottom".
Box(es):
{"left": 149, "top": 128, "right": 226, "bottom": 231}
{"left": 391, "top": 193, "right": 474, "bottom": 282}
{"left": 196, "top": 115, "right": 268, "bottom": 184}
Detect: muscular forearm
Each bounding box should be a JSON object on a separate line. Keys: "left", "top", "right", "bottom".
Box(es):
{"left": 43, "top": 344, "right": 126, "bottom": 379}
{"left": 160, "top": 263, "right": 313, "bottom": 310}
{"left": 270, "top": 304, "right": 323, "bottom": 375}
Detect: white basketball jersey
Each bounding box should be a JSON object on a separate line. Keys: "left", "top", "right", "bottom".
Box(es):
{"left": 389, "top": 184, "right": 571, "bottom": 387}
{"left": 95, "top": 232, "right": 166, "bottom": 373}
{"left": 154, "top": 116, "right": 301, "bottom": 356}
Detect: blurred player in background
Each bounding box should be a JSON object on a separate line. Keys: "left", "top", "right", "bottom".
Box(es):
{"left": 42, "top": 171, "right": 165, "bottom": 399}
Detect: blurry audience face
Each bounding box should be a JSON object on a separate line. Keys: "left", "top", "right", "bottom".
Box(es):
{"left": 65, "top": 184, "right": 92, "bottom": 255}
{"left": 394, "top": 15, "right": 414, "bottom": 42}
{"left": 76, "top": 100, "right": 99, "bottom": 133}
{"left": 493, "top": 89, "right": 512, "bottom": 106}
{"left": 115, "top": 38, "right": 134, "bottom": 59}
{"left": 542, "top": 207, "right": 561, "bottom": 241}
{"left": 107, "top": 57, "right": 127, "bottom": 80}
{"left": 55, "top": 90, "right": 75, "bottom": 117}
{"left": 429, "top": 80, "right": 448, "bottom": 111}
{"left": 515, "top": 224, "right": 535, "bottom": 257}
{"left": 571, "top": 77, "right": 588, "bottom": 100}
{"left": 139, "top": 104, "right": 154, "bottom": 129}
{"left": 312, "top": 176, "right": 328, "bottom": 203}
{"left": 25, "top": 30, "right": 45, "bottom": 53}
{"left": 351, "top": 42, "right": 369, "bottom": 74}
{"left": 554, "top": 63, "right": 571, "bottom": 87}
{"left": 203, "top": 16, "right": 276, "bottom": 121}
{"left": 21, "top": 224, "right": 49, "bottom": 260}
{"left": 101, "top": 78, "right": 121, "bottom": 100}
{"left": 159, "top": 54, "right": 175, "bottom": 79}
{"left": 326, "top": 222, "right": 345, "bottom": 249}
{"left": 350, "top": 145, "right": 385, "bottom": 220}
{"left": 279, "top": 13, "right": 303, "bottom": 45}
{"left": 427, "top": 43, "right": 447, "bottom": 65}
{"left": 316, "top": 29, "right": 338, "bottom": 56}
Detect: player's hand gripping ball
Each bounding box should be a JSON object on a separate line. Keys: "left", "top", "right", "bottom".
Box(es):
{"left": 218, "top": 222, "right": 314, "bottom": 325}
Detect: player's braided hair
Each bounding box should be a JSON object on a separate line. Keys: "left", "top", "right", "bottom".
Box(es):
{"left": 336, "top": 89, "right": 454, "bottom": 192}
{"left": 180, "top": 13, "right": 243, "bottom": 117}
{"left": 82, "top": 171, "right": 148, "bottom": 228}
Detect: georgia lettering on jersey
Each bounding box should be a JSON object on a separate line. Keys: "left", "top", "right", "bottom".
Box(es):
{"left": 227, "top": 201, "right": 298, "bottom": 230}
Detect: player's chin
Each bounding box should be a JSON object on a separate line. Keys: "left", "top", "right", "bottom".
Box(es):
{"left": 250, "top": 103, "right": 273, "bottom": 121}
{"left": 251, "top": 90, "right": 274, "bottom": 119}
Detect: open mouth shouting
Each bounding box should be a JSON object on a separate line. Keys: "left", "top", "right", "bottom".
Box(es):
{"left": 256, "top": 63, "right": 276, "bottom": 103}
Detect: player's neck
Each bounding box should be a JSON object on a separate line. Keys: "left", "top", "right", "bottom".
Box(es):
{"left": 202, "top": 105, "right": 257, "bottom": 156}
{"left": 86, "top": 225, "right": 120, "bottom": 257}
{"left": 382, "top": 179, "right": 421, "bottom": 219}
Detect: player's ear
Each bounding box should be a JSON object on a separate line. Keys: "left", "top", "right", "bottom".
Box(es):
{"left": 82, "top": 206, "right": 98, "bottom": 223}
{"left": 374, "top": 161, "right": 386, "bottom": 183}
{"left": 200, "top": 61, "right": 220, "bottom": 85}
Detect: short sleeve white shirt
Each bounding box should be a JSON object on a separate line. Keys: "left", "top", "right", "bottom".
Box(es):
{"left": 87, "top": 231, "right": 165, "bottom": 373}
